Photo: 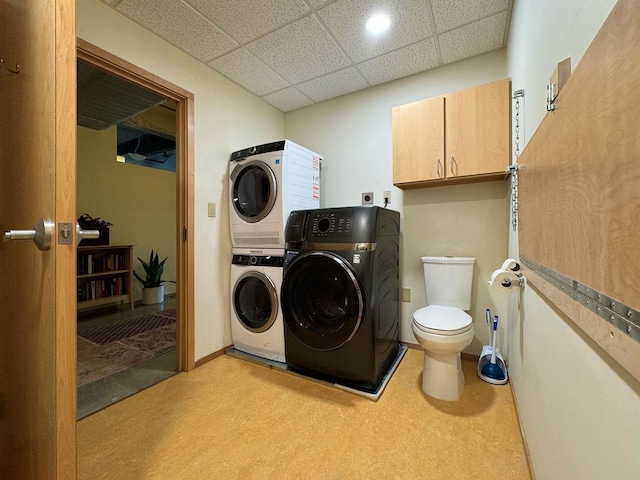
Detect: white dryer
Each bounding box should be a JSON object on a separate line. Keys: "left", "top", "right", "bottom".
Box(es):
{"left": 230, "top": 247, "right": 285, "bottom": 362}
{"left": 229, "top": 139, "right": 321, "bottom": 249}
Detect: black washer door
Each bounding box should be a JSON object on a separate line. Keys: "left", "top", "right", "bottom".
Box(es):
{"left": 281, "top": 251, "right": 363, "bottom": 351}
{"left": 233, "top": 271, "right": 278, "bottom": 333}
{"left": 230, "top": 160, "right": 277, "bottom": 223}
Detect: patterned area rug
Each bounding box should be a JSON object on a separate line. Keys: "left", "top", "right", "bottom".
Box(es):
{"left": 79, "top": 309, "right": 176, "bottom": 344}
{"left": 77, "top": 309, "right": 176, "bottom": 387}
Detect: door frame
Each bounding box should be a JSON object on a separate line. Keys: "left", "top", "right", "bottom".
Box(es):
{"left": 77, "top": 39, "right": 195, "bottom": 371}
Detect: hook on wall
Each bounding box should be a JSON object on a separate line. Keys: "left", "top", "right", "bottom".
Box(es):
{"left": 0, "top": 58, "right": 20, "bottom": 76}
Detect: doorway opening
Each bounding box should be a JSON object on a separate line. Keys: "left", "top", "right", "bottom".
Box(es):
{"left": 76, "top": 40, "right": 194, "bottom": 418}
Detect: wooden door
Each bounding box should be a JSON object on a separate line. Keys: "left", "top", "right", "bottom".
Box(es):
{"left": 392, "top": 96, "right": 445, "bottom": 185}
{"left": 0, "top": 1, "right": 77, "bottom": 478}
{"left": 445, "top": 79, "right": 510, "bottom": 178}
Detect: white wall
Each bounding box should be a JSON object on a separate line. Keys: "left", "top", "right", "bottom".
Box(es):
{"left": 77, "top": 0, "right": 285, "bottom": 360}
{"left": 286, "top": 50, "right": 510, "bottom": 352}
{"left": 507, "top": 0, "right": 640, "bottom": 479}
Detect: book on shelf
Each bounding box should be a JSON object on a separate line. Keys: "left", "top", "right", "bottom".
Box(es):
{"left": 77, "top": 276, "right": 127, "bottom": 302}
{"left": 77, "top": 252, "right": 126, "bottom": 275}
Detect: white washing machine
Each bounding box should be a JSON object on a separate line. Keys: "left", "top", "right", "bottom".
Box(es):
{"left": 230, "top": 247, "right": 285, "bottom": 362}
{"left": 229, "top": 139, "right": 321, "bottom": 249}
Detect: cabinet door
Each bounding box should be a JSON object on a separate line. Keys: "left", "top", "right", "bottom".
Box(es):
{"left": 393, "top": 96, "right": 445, "bottom": 184}
{"left": 445, "top": 79, "right": 510, "bottom": 178}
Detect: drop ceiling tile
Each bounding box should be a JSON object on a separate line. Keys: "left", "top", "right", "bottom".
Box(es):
{"left": 297, "top": 68, "right": 369, "bottom": 102}
{"left": 357, "top": 38, "right": 440, "bottom": 85}
{"left": 100, "top": 0, "right": 513, "bottom": 109}
{"left": 439, "top": 11, "right": 507, "bottom": 64}
{"left": 262, "top": 88, "right": 314, "bottom": 112}
{"left": 431, "top": 0, "right": 509, "bottom": 32}
{"left": 116, "top": 0, "right": 237, "bottom": 62}
{"left": 317, "top": 0, "right": 435, "bottom": 63}
{"left": 246, "top": 15, "right": 351, "bottom": 84}
{"left": 209, "top": 48, "right": 290, "bottom": 96}
{"left": 185, "top": 0, "right": 309, "bottom": 44}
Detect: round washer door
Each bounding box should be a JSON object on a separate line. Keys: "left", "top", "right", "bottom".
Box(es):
{"left": 233, "top": 271, "right": 278, "bottom": 333}
{"left": 281, "top": 251, "right": 364, "bottom": 351}
{"left": 230, "top": 160, "right": 277, "bottom": 223}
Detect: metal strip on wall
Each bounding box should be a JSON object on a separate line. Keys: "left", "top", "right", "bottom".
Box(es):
{"left": 521, "top": 256, "right": 640, "bottom": 344}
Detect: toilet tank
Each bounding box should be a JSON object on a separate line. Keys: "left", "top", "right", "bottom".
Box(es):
{"left": 422, "top": 256, "right": 475, "bottom": 310}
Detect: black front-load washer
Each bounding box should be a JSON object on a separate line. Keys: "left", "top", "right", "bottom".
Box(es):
{"left": 281, "top": 206, "right": 400, "bottom": 393}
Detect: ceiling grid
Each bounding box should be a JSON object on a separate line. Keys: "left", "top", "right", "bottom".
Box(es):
{"left": 102, "top": 0, "right": 513, "bottom": 111}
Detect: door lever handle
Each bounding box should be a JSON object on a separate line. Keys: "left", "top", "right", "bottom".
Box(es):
{"left": 76, "top": 222, "right": 100, "bottom": 245}
{"left": 4, "top": 218, "right": 54, "bottom": 250}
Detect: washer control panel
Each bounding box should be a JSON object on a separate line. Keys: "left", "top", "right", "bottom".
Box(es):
{"left": 311, "top": 211, "right": 353, "bottom": 237}
{"left": 229, "top": 140, "right": 286, "bottom": 161}
{"left": 232, "top": 254, "right": 283, "bottom": 267}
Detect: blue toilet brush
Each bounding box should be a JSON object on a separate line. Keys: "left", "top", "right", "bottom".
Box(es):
{"left": 480, "top": 315, "right": 506, "bottom": 381}
{"left": 485, "top": 308, "right": 492, "bottom": 351}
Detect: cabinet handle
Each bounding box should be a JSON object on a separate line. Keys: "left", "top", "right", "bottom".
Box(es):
{"left": 450, "top": 156, "right": 457, "bottom": 176}
{"left": 437, "top": 158, "right": 442, "bottom": 178}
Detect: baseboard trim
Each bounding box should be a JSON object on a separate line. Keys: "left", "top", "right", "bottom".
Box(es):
{"left": 194, "top": 346, "right": 229, "bottom": 368}
{"left": 198, "top": 343, "right": 481, "bottom": 373}
{"left": 509, "top": 379, "right": 537, "bottom": 480}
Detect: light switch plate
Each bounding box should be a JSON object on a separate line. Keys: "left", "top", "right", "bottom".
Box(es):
{"left": 208, "top": 203, "right": 216, "bottom": 218}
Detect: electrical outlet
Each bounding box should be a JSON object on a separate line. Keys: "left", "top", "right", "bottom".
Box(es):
{"left": 383, "top": 190, "right": 391, "bottom": 204}
{"left": 207, "top": 203, "right": 216, "bottom": 218}
{"left": 362, "top": 192, "right": 374, "bottom": 205}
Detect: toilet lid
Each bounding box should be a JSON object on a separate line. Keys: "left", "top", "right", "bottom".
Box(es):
{"left": 413, "top": 305, "right": 472, "bottom": 335}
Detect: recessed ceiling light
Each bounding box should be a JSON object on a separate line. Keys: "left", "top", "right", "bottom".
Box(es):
{"left": 366, "top": 13, "right": 391, "bottom": 34}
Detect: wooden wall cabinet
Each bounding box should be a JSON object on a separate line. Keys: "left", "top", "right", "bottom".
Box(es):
{"left": 393, "top": 78, "right": 510, "bottom": 188}
{"left": 392, "top": 95, "right": 445, "bottom": 183}
{"left": 77, "top": 245, "right": 134, "bottom": 311}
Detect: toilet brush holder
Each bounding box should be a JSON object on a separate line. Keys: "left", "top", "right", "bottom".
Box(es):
{"left": 478, "top": 345, "right": 508, "bottom": 385}
{"left": 479, "top": 344, "right": 502, "bottom": 361}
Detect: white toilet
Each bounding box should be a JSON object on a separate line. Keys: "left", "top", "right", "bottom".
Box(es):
{"left": 412, "top": 256, "right": 475, "bottom": 401}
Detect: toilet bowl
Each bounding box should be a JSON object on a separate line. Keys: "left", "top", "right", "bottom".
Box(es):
{"left": 413, "top": 305, "right": 474, "bottom": 401}
{"left": 413, "top": 256, "right": 475, "bottom": 401}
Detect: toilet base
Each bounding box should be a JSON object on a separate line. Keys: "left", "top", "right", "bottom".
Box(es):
{"left": 421, "top": 350, "right": 465, "bottom": 401}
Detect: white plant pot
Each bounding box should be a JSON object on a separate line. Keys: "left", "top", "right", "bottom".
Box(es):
{"left": 142, "top": 285, "right": 164, "bottom": 305}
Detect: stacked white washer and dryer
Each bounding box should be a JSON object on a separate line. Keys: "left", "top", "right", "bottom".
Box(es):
{"left": 229, "top": 140, "right": 321, "bottom": 363}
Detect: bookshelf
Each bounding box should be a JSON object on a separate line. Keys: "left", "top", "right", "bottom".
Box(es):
{"left": 77, "top": 245, "right": 134, "bottom": 311}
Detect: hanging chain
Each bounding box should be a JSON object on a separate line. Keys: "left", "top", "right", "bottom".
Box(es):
{"left": 511, "top": 89, "right": 524, "bottom": 232}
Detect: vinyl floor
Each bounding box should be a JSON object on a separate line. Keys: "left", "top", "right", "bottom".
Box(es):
{"left": 77, "top": 348, "right": 531, "bottom": 479}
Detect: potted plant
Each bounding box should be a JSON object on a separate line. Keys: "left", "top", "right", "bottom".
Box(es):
{"left": 133, "top": 250, "right": 175, "bottom": 305}
{"left": 77, "top": 213, "right": 113, "bottom": 246}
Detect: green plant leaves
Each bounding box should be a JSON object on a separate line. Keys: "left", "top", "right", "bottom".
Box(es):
{"left": 133, "top": 249, "right": 175, "bottom": 288}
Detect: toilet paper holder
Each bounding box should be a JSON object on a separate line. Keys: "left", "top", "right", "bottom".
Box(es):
{"left": 489, "top": 259, "right": 526, "bottom": 291}
{"left": 499, "top": 274, "right": 525, "bottom": 289}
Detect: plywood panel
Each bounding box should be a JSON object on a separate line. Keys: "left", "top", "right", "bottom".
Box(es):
{"left": 519, "top": 0, "right": 640, "bottom": 312}
{"left": 522, "top": 267, "right": 640, "bottom": 383}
